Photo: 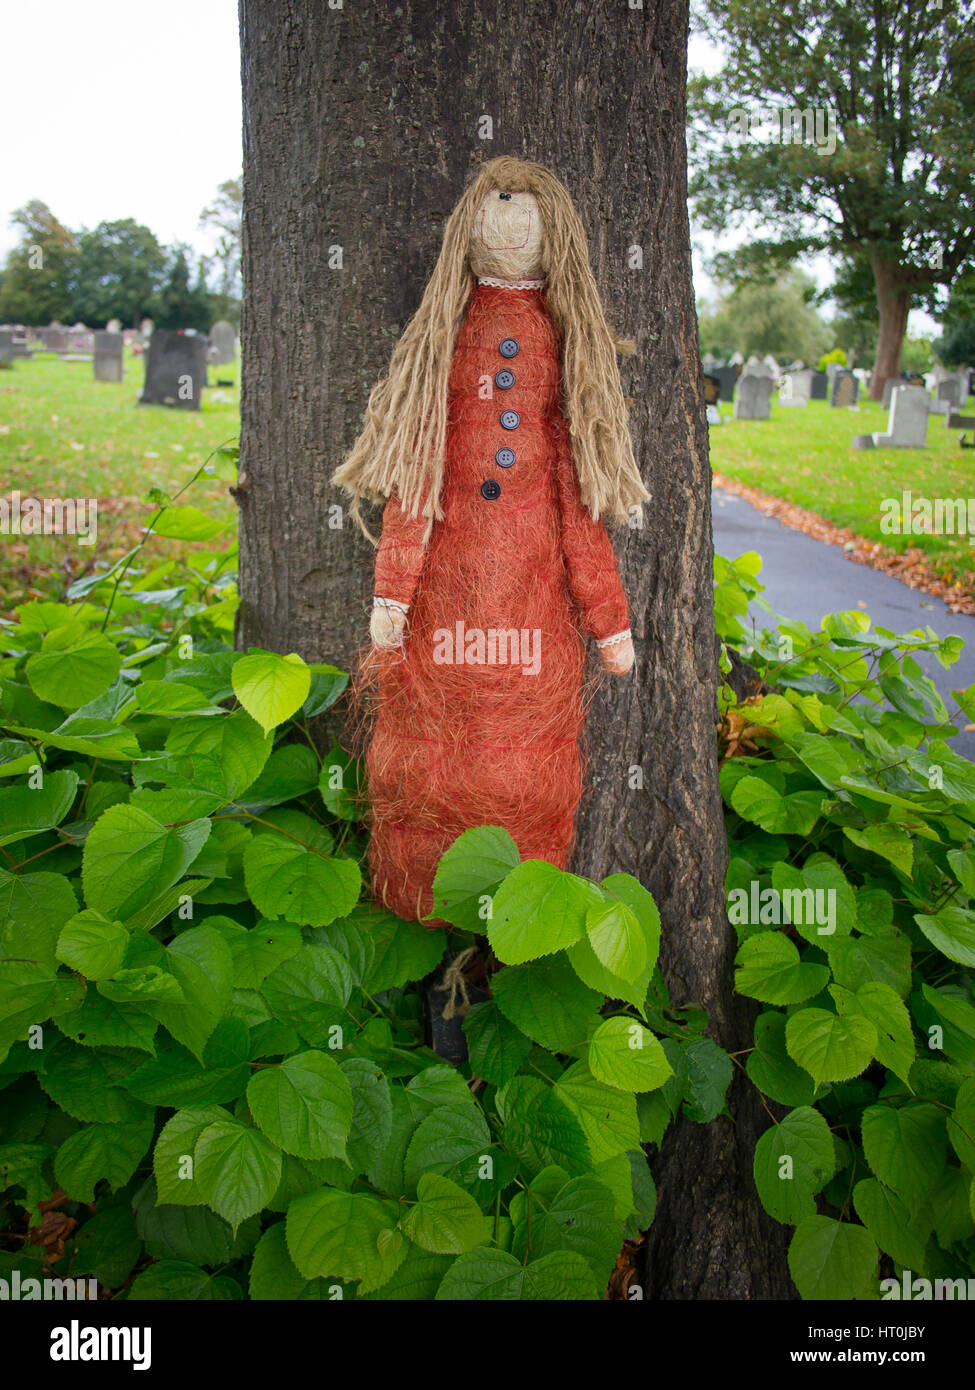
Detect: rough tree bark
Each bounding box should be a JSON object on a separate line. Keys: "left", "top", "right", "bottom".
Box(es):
{"left": 238, "top": 0, "right": 794, "bottom": 1299}
{"left": 869, "top": 255, "right": 912, "bottom": 402}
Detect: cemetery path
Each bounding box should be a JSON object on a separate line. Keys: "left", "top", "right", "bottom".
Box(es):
{"left": 711, "top": 484, "right": 975, "bottom": 760}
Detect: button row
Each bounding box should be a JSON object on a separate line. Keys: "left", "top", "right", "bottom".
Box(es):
{"left": 482, "top": 340, "right": 521, "bottom": 499}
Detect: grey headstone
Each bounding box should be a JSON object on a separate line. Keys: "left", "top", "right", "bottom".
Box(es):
{"left": 830, "top": 371, "right": 858, "bottom": 408}
{"left": 140, "top": 330, "right": 208, "bottom": 410}
{"left": 873, "top": 384, "right": 929, "bottom": 447}
{"left": 105, "top": 318, "right": 122, "bottom": 335}
{"left": 741, "top": 354, "right": 774, "bottom": 379}
{"left": 94, "top": 331, "right": 124, "bottom": 383}
{"left": 882, "top": 376, "right": 910, "bottom": 410}
{"left": 734, "top": 374, "right": 774, "bottom": 419}
{"left": 947, "top": 409, "right": 975, "bottom": 431}
{"left": 706, "top": 404, "right": 722, "bottom": 426}
{"left": 713, "top": 365, "right": 739, "bottom": 402}
{"left": 937, "top": 376, "right": 963, "bottom": 411}
{"left": 809, "top": 371, "right": 828, "bottom": 400}
{"left": 780, "top": 369, "right": 813, "bottom": 407}
{"left": 0, "top": 329, "right": 13, "bottom": 365}
{"left": 209, "top": 320, "right": 236, "bottom": 366}
{"left": 851, "top": 434, "right": 876, "bottom": 449}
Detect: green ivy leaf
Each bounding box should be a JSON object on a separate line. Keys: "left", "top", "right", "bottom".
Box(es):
{"left": 462, "top": 1001, "right": 532, "bottom": 1088}
{"left": 246, "top": 1051, "right": 353, "bottom": 1161}
{"left": 401, "top": 1173, "right": 493, "bottom": 1254}
{"left": 81, "top": 804, "right": 211, "bottom": 920}
{"left": 786, "top": 1008, "right": 877, "bottom": 1086}
{"left": 55, "top": 910, "right": 129, "bottom": 980}
{"left": 491, "top": 954, "right": 602, "bottom": 1052}
{"left": 588, "top": 1016, "right": 672, "bottom": 1093}
{"left": 0, "top": 769, "right": 78, "bottom": 847}
{"left": 735, "top": 931, "right": 831, "bottom": 1005}
{"left": 435, "top": 1247, "right": 598, "bottom": 1300}
{"left": 830, "top": 981, "right": 915, "bottom": 1085}
{"left": 194, "top": 1119, "right": 283, "bottom": 1229}
{"left": 243, "top": 833, "right": 360, "bottom": 928}
{"left": 753, "top": 1107, "right": 837, "bottom": 1225}
{"left": 26, "top": 632, "right": 121, "bottom": 710}
{"left": 54, "top": 1117, "right": 154, "bottom": 1202}
{"left": 860, "top": 1103, "right": 947, "bottom": 1206}
{"left": 429, "top": 825, "right": 521, "bottom": 931}
{"left": 914, "top": 906, "right": 975, "bottom": 969}
{"left": 488, "top": 860, "right": 600, "bottom": 964}
{"left": 787, "top": 1215, "right": 878, "bottom": 1300}
{"left": 231, "top": 651, "right": 311, "bottom": 735}
{"left": 286, "top": 1188, "right": 404, "bottom": 1293}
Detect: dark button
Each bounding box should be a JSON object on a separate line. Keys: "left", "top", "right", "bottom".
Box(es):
{"left": 481, "top": 479, "right": 502, "bottom": 500}
{"left": 495, "top": 447, "right": 516, "bottom": 468}
{"left": 495, "top": 369, "right": 515, "bottom": 390}
{"left": 500, "top": 410, "right": 520, "bottom": 430}
{"left": 499, "top": 338, "right": 519, "bottom": 358}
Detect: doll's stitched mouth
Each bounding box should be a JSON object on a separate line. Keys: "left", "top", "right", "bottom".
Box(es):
{"left": 475, "top": 205, "right": 533, "bottom": 250}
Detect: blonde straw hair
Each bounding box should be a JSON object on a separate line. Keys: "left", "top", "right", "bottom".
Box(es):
{"left": 332, "top": 156, "right": 649, "bottom": 540}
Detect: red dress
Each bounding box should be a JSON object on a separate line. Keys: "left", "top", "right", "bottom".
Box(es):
{"left": 367, "top": 283, "right": 629, "bottom": 923}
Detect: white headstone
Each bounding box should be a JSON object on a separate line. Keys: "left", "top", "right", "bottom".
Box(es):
{"left": 734, "top": 374, "right": 774, "bottom": 419}
{"left": 873, "top": 385, "right": 929, "bottom": 448}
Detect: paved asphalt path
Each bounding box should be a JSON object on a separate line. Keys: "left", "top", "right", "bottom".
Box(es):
{"left": 711, "top": 486, "right": 975, "bottom": 760}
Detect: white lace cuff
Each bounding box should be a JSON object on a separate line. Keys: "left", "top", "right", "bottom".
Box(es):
{"left": 373, "top": 596, "right": 409, "bottom": 614}
{"left": 596, "top": 628, "right": 632, "bottom": 649}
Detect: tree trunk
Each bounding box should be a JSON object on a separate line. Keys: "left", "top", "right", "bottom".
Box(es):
{"left": 238, "top": 0, "right": 793, "bottom": 1299}
{"left": 869, "top": 255, "right": 911, "bottom": 401}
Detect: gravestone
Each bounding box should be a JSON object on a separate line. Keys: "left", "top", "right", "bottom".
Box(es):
{"left": 139, "top": 318, "right": 154, "bottom": 346}
{"left": 809, "top": 371, "right": 828, "bottom": 400}
{"left": 830, "top": 371, "right": 858, "bottom": 408}
{"left": 873, "top": 384, "right": 929, "bottom": 447}
{"left": 11, "top": 330, "right": 33, "bottom": 359}
{"left": 938, "top": 376, "right": 963, "bottom": 411}
{"left": 0, "top": 329, "right": 13, "bottom": 365}
{"left": 208, "top": 320, "right": 236, "bottom": 366}
{"left": 105, "top": 318, "right": 122, "bottom": 335}
{"left": 94, "top": 331, "right": 124, "bottom": 383}
{"left": 728, "top": 351, "right": 744, "bottom": 367}
{"left": 43, "top": 328, "right": 68, "bottom": 353}
{"left": 714, "top": 365, "right": 739, "bottom": 402}
{"left": 882, "top": 376, "right": 910, "bottom": 410}
{"left": 741, "top": 354, "right": 774, "bottom": 379}
{"left": 140, "top": 330, "right": 207, "bottom": 409}
{"left": 905, "top": 372, "right": 925, "bottom": 387}
{"left": 733, "top": 373, "right": 774, "bottom": 420}
{"left": 780, "top": 368, "right": 813, "bottom": 407}
{"left": 703, "top": 372, "right": 721, "bottom": 406}
{"left": 762, "top": 354, "right": 780, "bottom": 378}
{"left": 947, "top": 409, "right": 975, "bottom": 432}
{"left": 65, "top": 330, "right": 94, "bottom": 358}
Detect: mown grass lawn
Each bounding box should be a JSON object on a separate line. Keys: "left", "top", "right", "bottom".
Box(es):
{"left": 0, "top": 348, "right": 239, "bottom": 612}
{"left": 709, "top": 395, "right": 975, "bottom": 588}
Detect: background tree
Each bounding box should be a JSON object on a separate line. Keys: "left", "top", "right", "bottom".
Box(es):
{"left": 0, "top": 201, "right": 77, "bottom": 324}
{"left": 689, "top": 0, "right": 975, "bottom": 399}
{"left": 70, "top": 218, "right": 168, "bottom": 327}
{"left": 698, "top": 267, "right": 831, "bottom": 362}
{"left": 936, "top": 268, "right": 975, "bottom": 367}
{"left": 151, "top": 244, "right": 212, "bottom": 331}
{"left": 199, "top": 176, "right": 243, "bottom": 324}
{"left": 238, "top": 0, "right": 793, "bottom": 1297}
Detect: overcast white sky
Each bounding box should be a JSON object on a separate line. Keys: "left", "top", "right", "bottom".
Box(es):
{"left": 0, "top": 7, "right": 933, "bottom": 333}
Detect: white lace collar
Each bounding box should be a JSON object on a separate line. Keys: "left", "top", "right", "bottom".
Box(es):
{"left": 476, "top": 276, "right": 545, "bottom": 290}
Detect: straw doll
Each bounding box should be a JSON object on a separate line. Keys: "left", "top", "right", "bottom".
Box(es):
{"left": 333, "top": 156, "right": 648, "bottom": 924}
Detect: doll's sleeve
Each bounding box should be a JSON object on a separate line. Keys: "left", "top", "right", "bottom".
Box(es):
{"left": 553, "top": 420, "right": 631, "bottom": 645}
{"left": 373, "top": 493, "right": 428, "bottom": 610}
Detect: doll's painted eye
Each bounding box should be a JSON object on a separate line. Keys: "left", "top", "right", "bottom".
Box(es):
{"left": 498, "top": 192, "right": 511, "bottom": 200}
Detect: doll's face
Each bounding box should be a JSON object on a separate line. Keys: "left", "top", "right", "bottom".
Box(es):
{"left": 469, "top": 190, "right": 544, "bottom": 281}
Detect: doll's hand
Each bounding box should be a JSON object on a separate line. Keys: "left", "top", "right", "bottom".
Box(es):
{"left": 599, "top": 634, "right": 635, "bottom": 676}
{"left": 370, "top": 602, "right": 407, "bottom": 649}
